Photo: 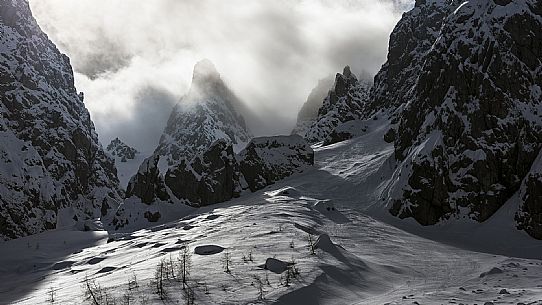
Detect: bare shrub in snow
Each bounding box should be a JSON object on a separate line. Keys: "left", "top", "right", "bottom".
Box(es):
{"left": 307, "top": 233, "right": 316, "bottom": 255}
{"left": 47, "top": 286, "right": 56, "bottom": 304}
{"left": 176, "top": 246, "right": 192, "bottom": 289}
{"left": 128, "top": 272, "right": 139, "bottom": 291}
{"left": 252, "top": 275, "right": 265, "bottom": 300}
{"left": 182, "top": 286, "right": 195, "bottom": 305}
{"left": 222, "top": 251, "right": 232, "bottom": 273}
{"left": 83, "top": 275, "right": 115, "bottom": 305}
{"left": 153, "top": 259, "right": 167, "bottom": 300}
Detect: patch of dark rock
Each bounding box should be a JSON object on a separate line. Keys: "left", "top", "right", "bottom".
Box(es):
{"left": 498, "top": 289, "right": 510, "bottom": 294}
{"left": 152, "top": 243, "right": 166, "bottom": 248}
{"left": 194, "top": 245, "right": 225, "bottom": 255}
{"left": 205, "top": 214, "right": 221, "bottom": 220}
{"left": 88, "top": 257, "right": 107, "bottom": 265}
{"left": 52, "top": 261, "right": 75, "bottom": 270}
{"left": 107, "top": 234, "right": 137, "bottom": 243}
{"left": 262, "top": 258, "right": 293, "bottom": 274}
{"left": 161, "top": 246, "right": 185, "bottom": 253}
{"left": 97, "top": 266, "right": 116, "bottom": 273}
{"left": 480, "top": 267, "right": 503, "bottom": 278}
{"left": 144, "top": 211, "right": 161, "bottom": 222}
{"left": 176, "top": 239, "right": 188, "bottom": 244}
{"left": 183, "top": 225, "right": 196, "bottom": 230}
{"left": 134, "top": 242, "right": 148, "bottom": 248}
{"left": 70, "top": 269, "right": 86, "bottom": 274}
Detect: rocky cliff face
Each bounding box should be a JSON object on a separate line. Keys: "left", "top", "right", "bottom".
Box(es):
{"left": 367, "top": 0, "right": 458, "bottom": 117}
{"left": 125, "top": 154, "right": 169, "bottom": 204}
{"left": 381, "top": 0, "right": 542, "bottom": 234}
{"left": 155, "top": 59, "right": 252, "bottom": 165}
{"left": 516, "top": 149, "right": 542, "bottom": 239}
{"left": 291, "top": 76, "right": 334, "bottom": 138}
{"left": 115, "top": 135, "right": 313, "bottom": 228}
{"left": 239, "top": 135, "right": 314, "bottom": 192}
{"left": 0, "top": 0, "right": 122, "bottom": 240}
{"left": 304, "top": 66, "right": 371, "bottom": 143}
{"left": 165, "top": 139, "right": 243, "bottom": 207}
{"left": 125, "top": 135, "right": 314, "bottom": 206}
{"left": 106, "top": 137, "right": 138, "bottom": 162}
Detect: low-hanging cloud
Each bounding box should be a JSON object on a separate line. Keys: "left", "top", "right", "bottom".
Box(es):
{"left": 29, "top": 0, "right": 413, "bottom": 150}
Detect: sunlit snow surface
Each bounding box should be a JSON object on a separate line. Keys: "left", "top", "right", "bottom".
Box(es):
{"left": 2, "top": 119, "right": 542, "bottom": 305}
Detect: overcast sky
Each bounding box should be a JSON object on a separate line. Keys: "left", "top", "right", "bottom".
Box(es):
{"left": 29, "top": 0, "right": 413, "bottom": 152}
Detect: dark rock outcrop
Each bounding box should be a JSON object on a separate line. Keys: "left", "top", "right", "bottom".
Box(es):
{"left": 125, "top": 154, "right": 169, "bottom": 204}
{"left": 239, "top": 135, "right": 314, "bottom": 192}
{"left": 165, "top": 140, "right": 242, "bottom": 207}
{"left": 123, "top": 135, "right": 313, "bottom": 206}
{"left": 0, "top": 0, "right": 122, "bottom": 240}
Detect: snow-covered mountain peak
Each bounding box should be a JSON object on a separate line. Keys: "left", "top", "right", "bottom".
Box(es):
{"left": 154, "top": 60, "right": 251, "bottom": 165}
{"left": 106, "top": 137, "right": 138, "bottom": 161}
{"left": 303, "top": 66, "right": 372, "bottom": 143}
{"left": 191, "top": 59, "right": 221, "bottom": 88}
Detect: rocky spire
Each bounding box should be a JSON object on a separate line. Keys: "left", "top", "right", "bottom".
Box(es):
{"left": 154, "top": 59, "right": 252, "bottom": 164}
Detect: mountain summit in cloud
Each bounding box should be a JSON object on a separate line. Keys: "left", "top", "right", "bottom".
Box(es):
{"left": 155, "top": 59, "right": 252, "bottom": 164}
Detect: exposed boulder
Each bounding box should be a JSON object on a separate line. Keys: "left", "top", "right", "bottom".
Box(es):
{"left": 239, "top": 135, "right": 314, "bottom": 192}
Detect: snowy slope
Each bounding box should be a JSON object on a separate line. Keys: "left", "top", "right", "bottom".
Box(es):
{"left": 0, "top": 0, "right": 122, "bottom": 240}
{"left": 3, "top": 118, "right": 542, "bottom": 305}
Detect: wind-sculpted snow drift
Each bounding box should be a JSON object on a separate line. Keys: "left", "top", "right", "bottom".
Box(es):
{"left": 0, "top": 0, "right": 122, "bottom": 240}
